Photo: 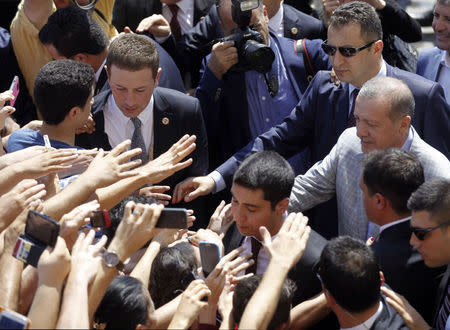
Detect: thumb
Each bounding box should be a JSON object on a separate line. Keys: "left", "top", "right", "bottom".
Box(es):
{"left": 260, "top": 226, "right": 271, "bottom": 246}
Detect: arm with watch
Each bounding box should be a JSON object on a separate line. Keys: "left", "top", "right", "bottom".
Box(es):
{"left": 88, "top": 202, "right": 164, "bottom": 322}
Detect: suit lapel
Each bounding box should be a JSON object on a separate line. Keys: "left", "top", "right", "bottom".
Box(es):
{"left": 333, "top": 83, "right": 350, "bottom": 137}
{"left": 153, "top": 88, "right": 176, "bottom": 158}
{"left": 193, "top": 0, "right": 210, "bottom": 24}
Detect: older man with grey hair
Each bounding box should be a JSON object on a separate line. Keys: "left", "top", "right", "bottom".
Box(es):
{"left": 288, "top": 76, "right": 450, "bottom": 240}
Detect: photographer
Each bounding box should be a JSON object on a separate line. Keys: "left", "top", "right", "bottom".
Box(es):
{"left": 195, "top": 0, "right": 330, "bottom": 174}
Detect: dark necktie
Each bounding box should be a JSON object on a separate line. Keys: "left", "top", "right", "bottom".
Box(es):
{"left": 436, "top": 284, "right": 450, "bottom": 330}
{"left": 130, "top": 117, "right": 148, "bottom": 164}
{"left": 245, "top": 237, "right": 262, "bottom": 275}
{"left": 347, "top": 88, "right": 359, "bottom": 128}
{"left": 168, "top": 4, "right": 181, "bottom": 42}
{"left": 95, "top": 68, "right": 107, "bottom": 95}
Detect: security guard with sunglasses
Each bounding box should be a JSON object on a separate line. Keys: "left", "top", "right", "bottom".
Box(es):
{"left": 382, "top": 179, "right": 450, "bottom": 330}
{"left": 172, "top": 1, "right": 450, "bottom": 240}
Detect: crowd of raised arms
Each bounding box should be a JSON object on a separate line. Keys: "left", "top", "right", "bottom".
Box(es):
{"left": 0, "top": 0, "right": 449, "bottom": 328}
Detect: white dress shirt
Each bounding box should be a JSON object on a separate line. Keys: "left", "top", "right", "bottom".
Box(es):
{"left": 103, "top": 94, "right": 154, "bottom": 154}
{"left": 340, "top": 302, "right": 383, "bottom": 330}
{"left": 163, "top": 0, "right": 194, "bottom": 35}
{"left": 268, "top": 4, "right": 284, "bottom": 38}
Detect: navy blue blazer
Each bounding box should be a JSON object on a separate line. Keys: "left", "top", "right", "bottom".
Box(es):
{"left": 196, "top": 35, "right": 330, "bottom": 169}
{"left": 75, "top": 87, "right": 208, "bottom": 194}
{"left": 417, "top": 47, "right": 445, "bottom": 83}
{"left": 217, "top": 64, "right": 450, "bottom": 188}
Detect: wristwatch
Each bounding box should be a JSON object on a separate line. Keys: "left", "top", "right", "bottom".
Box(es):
{"left": 103, "top": 251, "right": 125, "bottom": 271}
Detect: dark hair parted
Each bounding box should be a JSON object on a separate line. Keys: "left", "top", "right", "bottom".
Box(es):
{"left": 94, "top": 275, "right": 153, "bottom": 330}
{"left": 362, "top": 149, "right": 424, "bottom": 215}
{"left": 408, "top": 179, "right": 450, "bottom": 225}
{"left": 329, "top": 1, "right": 383, "bottom": 41}
{"left": 232, "top": 151, "right": 294, "bottom": 209}
{"left": 34, "top": 59, "right": 94, "bottom": 125}
{"left": 318, "top": 236, "right": 380, "bottom": 313}
{"left": 149, "top": 243, "right": 198, "bottom": 308}
{"left": 106, "top": 33, "right": 159, "bottom": 78}
{"left": 359, "top": 76, "right": 415, "bottom": 122}
{"left": 232, "top": 275, "right": 296, "bottom": 330}
{"left": 39, "top": 6, "right": 108, "bottom": 58}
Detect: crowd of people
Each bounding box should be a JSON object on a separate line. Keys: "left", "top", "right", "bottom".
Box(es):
{"left": 0, "top": 0, "right": 449, "bottom": 328}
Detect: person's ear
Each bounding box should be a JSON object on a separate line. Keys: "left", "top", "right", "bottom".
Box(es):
{"left": 380, "top": 271, "right": 385, "bottom": 286}
{"left": 374, "top": 193, "right": 386, "bottom": 211}
{"left": 373, "top": 39, "right": 383, "bottom": 54}
{"left": 72, "top": 53, "right": 89, "bottom": 63}
{"left": 154, "top": 68, "right": 162, "bottom": 89}
{"left": 68, "top": 106, "right": 80, "bottom": 120}
{"left": 263, "top": 5, "right": 269, "bottom": 24}
{"left": 398, "top": 116, "right": 411, "bottom": 135}
{"left": 275, "top": 197, "right": 289, "bottom": 215}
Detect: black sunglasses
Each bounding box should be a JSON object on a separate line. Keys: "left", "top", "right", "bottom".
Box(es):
{"left": 321, "top": 40, "right": 377, "bottom": 57}
{"left": 410, "top": 221, "right": 450, "bottom": 241}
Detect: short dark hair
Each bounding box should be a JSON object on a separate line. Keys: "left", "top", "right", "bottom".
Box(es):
{"left": 359, "top": 76, "right": 415, "bottom": 122}
{"left": 318, "top": 236, "right": 380, "bottom": 313}
{"left": 232, "top": 275, "right": 296, "bottom": 330}
{"left": 232, "top": 151, "right": 294, "bottom": 209}
{"left": 362, "top": 149, "right": 424, "bottom": 215}
{"left": 407, "top": 179, "right": 450, "bottom": 225}
{"left": 39, "top": 6, "right": 108, "bottom": 58}
{"left": 329, "top": 1, "right": 383, "bottom": 41}
{"left": 106, "top": 34, "right": 159, "bottom": 78}
{"left": 149, "top": 243, "right": 198, "bottom": 308}
{"left": 34, "top": 59, "right": 95, "bottom": 125}
{"left": 94, "top": 275, "right": 153, "bottom": 330}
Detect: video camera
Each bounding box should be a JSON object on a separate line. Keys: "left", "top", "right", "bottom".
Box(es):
{"left": 220, "top": 0, "right": 274, "bottom": 73}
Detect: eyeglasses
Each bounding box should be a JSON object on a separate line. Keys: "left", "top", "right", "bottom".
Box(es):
{"left": 321, "top": 40, "right": 377, "bottom": 57}
{"left": 410, "top": 221, "right": 450, "bottom": 241}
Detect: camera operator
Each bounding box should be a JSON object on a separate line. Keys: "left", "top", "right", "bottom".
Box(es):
{"left": 196, "top": 0, "right": 330, "bottom": 176}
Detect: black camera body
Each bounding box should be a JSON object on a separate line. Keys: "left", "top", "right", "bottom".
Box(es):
{"left": 221, "top": 0, "right": 274, "bottom": 73}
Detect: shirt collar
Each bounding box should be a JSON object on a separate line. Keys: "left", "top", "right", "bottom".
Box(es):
{"left": 163, "top": 0, "right": 192, "bottom": 14}
{"left": 268, "top": 5, "right": 283, "bottom": 37}
{"left": 349, "top": 60, "right": 386, "bottom": 97}
{"left": 379, "top": 216, "right": 411, "bottom": 234}
{"left": 442, "top": 50, "right": 450, "bottom": 67}
{"left": 401, "top": 126, "right": 414, "bottom": 151}
{"left": 341, "top": 302, "right": 383, "bottom": 330}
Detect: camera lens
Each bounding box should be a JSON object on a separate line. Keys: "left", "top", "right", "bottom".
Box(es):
{"left": 242, "top": 40, "right": 274, "bottom": 73}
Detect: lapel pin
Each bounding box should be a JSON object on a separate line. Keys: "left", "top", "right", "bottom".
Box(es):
{"left": 162, "top": 117, "right": 170, "bottom": 125}
{"left": 291, "top": 27, "right": 298, "bottom": 35}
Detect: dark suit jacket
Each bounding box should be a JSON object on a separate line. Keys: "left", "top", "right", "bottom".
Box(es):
{"left": 75, "top": 87, "right": 209, "bottom": 223}
{"left": 433, "top": 265, "right": 450, "bottom": 325}
{"left": 196, "top": 34, "right": 330, "bottom": 170}
{"left": 371, "top": 220, "right": 445, "bottom": 323}
{"left": 282, "top": 4, "right": 326, "bottom": 40}
{"left": 370, "top": 292, "right": 408, "bottom": 330}
{"left": 215, "top": 65, "right": 450, "bottom": 237}
{"left": 222, "top": 222, "right": 328, "bottom": 305}
{"left": 112, "top": 0, "right": 214, "bottom": 33}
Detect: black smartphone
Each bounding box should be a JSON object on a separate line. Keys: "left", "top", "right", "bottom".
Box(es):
{"left": 7, "top": 76, "right": 19, "bottom": 107}
{"left": 25, "top": 210, "right": 60, "bottom": 247}
{"left": 90, "top": 210, "right": 111, "bottom": 228}
{"left": 155, "top": 208, "right": 188, "bottom": 229}
{"left": 199, "top": 241, "right": 221, "bottom": 277}
{"left": 0, "top": 308, "right": 30, "bottom": 329}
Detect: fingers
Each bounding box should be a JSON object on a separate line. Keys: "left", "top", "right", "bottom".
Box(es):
{"left": 260, "top": 226, "right": 271, "bottom": 246}
{"left": 0, "top": 106, "right": 15, "bottom": 117}
{"left": 172, "top": 178, "right": 194, "bottom": 204}
{"left": 109, "top": 139, "right": 132, "bottom": 157}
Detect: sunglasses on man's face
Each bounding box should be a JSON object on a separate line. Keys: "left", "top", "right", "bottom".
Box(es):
{"left": 321, "top": 40, "right": 377, "bottom": 57}
{"left": 410, "top": 221, "right": 450, "bottom": 241}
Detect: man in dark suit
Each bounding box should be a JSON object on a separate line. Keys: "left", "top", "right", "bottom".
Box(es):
{"left": 318, "top": 236, "right": 408, "bottom": 329}
{"left": 39, "top": 6, "right": 185, "bottom": 95}
{"left": 172, "top": 1, "right": 449, "bottom": 238}
{"left": 220, "top": 151, "right": 327, "bottom": 305}
{"left": 361, "top": 148, "right": 445, "bottom": 323}
{"left": 75, "top": 33, "right": 209, "bottom": 226}
{"left": 382, "top": 179, "right": 450, "bottom": 330}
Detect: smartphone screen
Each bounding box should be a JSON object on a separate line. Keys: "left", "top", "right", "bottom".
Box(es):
{"left": 8, "top": 76, "right": 19, "bottom": 107}
{"left": 0, "top": 308, "right": 30, "bottom": 329}
{"left": 25, "top": 210, "right": 60, "bottom": 247}
{"left": 199, "top": 241, "right": 221, "bottom": 277}
{"left": 155, "top": 208, "right": 188, "bottom": 229}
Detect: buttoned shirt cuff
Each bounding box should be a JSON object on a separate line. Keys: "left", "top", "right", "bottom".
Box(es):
{"left": 209, "top": 171, "right": 226, "bottom": 193}
{"left": 154, "top": 34, "right": 171, "bottom": 44}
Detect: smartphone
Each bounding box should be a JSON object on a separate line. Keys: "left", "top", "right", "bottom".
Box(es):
{"left": 7, "top": 76, "right": 19, "bottom": 107}
{"left": 0, "top": 307, "right": 30, "bottom": 329}
{"left": 25, "top": 210, "right": 60, "bottom": 247}
{"left": 199, "top": 241, "right": 221, "bottom": 277}
{"left": 90, "top": 210, "right": 111, "bottom": 228}
{"left": 155, "top": 208, "right": 188, "bottom": 229}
